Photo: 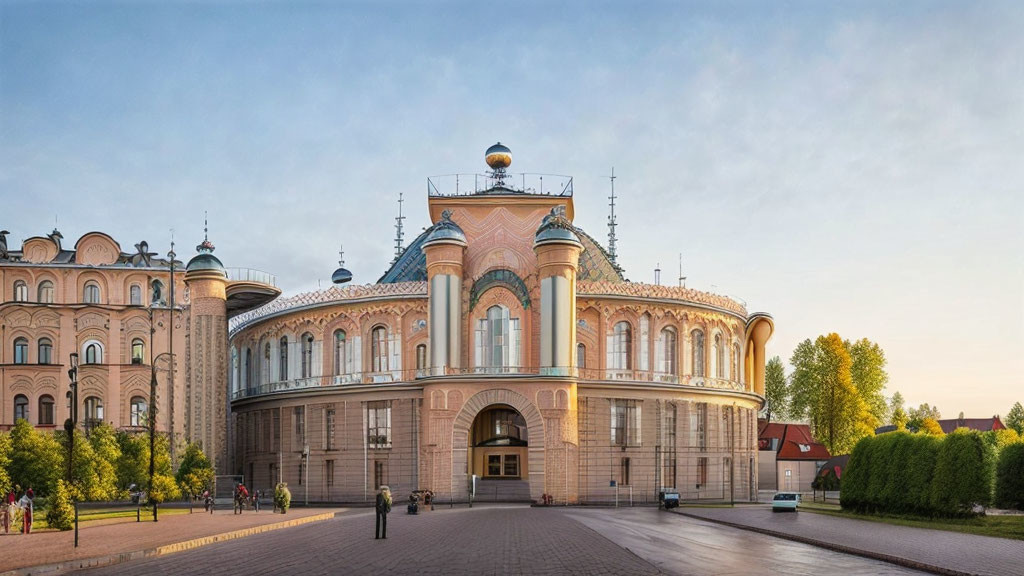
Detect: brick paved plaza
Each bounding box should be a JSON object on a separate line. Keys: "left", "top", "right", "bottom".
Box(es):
{"left": 61, "top": 505, "right": 935, "bottom": 576}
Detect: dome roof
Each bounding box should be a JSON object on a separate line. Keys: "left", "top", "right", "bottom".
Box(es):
{"left": 534, "top": 206, "right": 581, "bottom": 247}
{"left": 186, "top": 238, "right": 226, "bottom": 274}
{"left": 485, "top": 142, "right": 512, "bottom": 170}
{"left": 331, "top": 267, "right": 353, "bottom": 284}
{"left": 423, "top": 209, "right": 467, "bottom": 246}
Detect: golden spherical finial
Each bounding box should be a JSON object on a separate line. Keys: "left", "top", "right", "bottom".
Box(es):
{"left": 485, "top": 142, "right": 512, "bottom": 170}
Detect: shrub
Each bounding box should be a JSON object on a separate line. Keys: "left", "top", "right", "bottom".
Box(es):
{"left": 46, "top": 480, "right": 75, "bottom": 531}
{"left": 930, "top": 429, "right": 994, "bottom": 516}
{"left": 274, "top": 482, "right": 291, "bottom": 513}
{"left": 905, "top": 434, "right": 939, "bottom": 515}
{"left": 840, "top": 435, "right": 873, "bottom": 511}
{"left": 995, "top": 443, "right": 1024, "bottom": 510}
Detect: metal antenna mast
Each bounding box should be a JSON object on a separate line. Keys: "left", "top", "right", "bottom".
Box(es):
{"left": 338, "top": 244, "right": 345, "bottom": 267}
{"left": 678, "top": 253, "right": 686, "bottom": 288}
{"left": 607, "top": 167, "right": 618, "bottom": 264}
{"left": 394, "top": 193, "right": 406, "bottom": 260}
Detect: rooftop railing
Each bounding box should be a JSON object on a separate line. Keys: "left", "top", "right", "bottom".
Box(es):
{"left": 427, "top": 173, "right": 573, "bottom": 197}
{"left": 225, "top": 268, "right": 277, "bottom": 287}
{"left": 231, "top": 367, "right": 748, "bottom": 401}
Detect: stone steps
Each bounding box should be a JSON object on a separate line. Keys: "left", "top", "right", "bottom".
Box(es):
{"left": 475, "top": 479, "right": 533, "bottom": 502}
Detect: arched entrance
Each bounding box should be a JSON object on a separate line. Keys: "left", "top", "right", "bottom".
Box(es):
{"left": 452, "top": 389, "right": 545, "bottom": 502}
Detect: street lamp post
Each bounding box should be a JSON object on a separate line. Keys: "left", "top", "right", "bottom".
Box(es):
{"left": 147, "top": 244, "right": 178, "bottom": 523}
{"left": 65, "top": 353, "right": 79, "bottom": 484}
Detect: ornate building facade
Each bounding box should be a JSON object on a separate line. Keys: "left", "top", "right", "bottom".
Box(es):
{"left": 227, "top": 145, "right": 775, "bottom": 504}
{"left": 0, "top": 228, "right": 278, "bottom": 472}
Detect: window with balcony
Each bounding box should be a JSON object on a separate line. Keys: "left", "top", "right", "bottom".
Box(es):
{"left": 610, "top": 322, "right": 632, "bottom": 370}
{"left": 13, "top": 337, "right": 29, "bottom": 364}
{"left": 37, "top": 281, "right": 55, "bottom": 304}
{"left": 367, "top": 400, "right": 391, "bottom": 449}
{"left": 279, "top": 337, "right": 289, "bottom": 381}
{"left": 130, "top": 284, "right": 142, "bottom": 306}
{"left": 371, "top": 326, "right": 389, "bottom": 373}
{"left": 83, "top": 281, "right": 101, "bottom": 304}
{"left": 131, "top": 338, "right": 145, "bottom": 364}
{"left": 84, "top": 396, "right": 104, "bottom": 430}
{"left": 13, "top": 281, "right": 28, "bottom": 302}
{"left": 658, "top": 327, "right": 677, "bottom": 374}
{"left": 38, "top": 338, "right": 53, "bottom": 364}
{"left": 300, "top": 332, "right": 314, "bottom": 378}
{"left": 14, "top": 394, "right": 28, "bottom": 422}
{"left": 610, "top": 399, "right": 641, "bottom": 446}
{"left": 333, "top": 330, "right": 347, "bottom": 375}
{"left": 38, "top": 395, "right": 54, "bottom": 425}
{"left": 130, "top": 396, "right": 147, "bottom": 427}
{"left": 691, "top": 329, "right": 705, "bottom": 377}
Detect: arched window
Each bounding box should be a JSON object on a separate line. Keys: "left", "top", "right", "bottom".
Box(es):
{"left": 13, "top": 281, "right": 28, "bottom": 302}
{"left": 85, "top": 342, "right": 102, "bottom": 364}
{"left": 416, "top": 344, "right": 427, "bottom": 370}
{"left": 715, "top": 334, "right": 725, "bottom": 378}
{"left": 38, "top": 395, "right": 55, "bottom": 425}
{"left": 13, "top": 337, "right": 29, "bottom": 364}
{"left": 130, "top": 396, "right": 148, "bottom": 427}
{"left": 83, "top": 281, "right": 101, "bottom": 304}
{"left": 14, "top": 394, "right": 29, "bottom": 421}
{"left": 84, "top": 396, "right": 103, "bottom": 425}
{"left": 37, "top": 281, "right": 55, "bottom": 304}
{"left": 151, "top": 279, "right": 164, "bottom": 305}
{"left": 300, "top": 332, "right": 314, "bottom": 378}
{"left": 691, "top": 329, "right": 705, "bottom": 377}
{"left": 279, "top": 337, "right": 289, "bottom": 381}
{"left": 262, "top": 342, "right": 271, "bottom": 383}
{"left": 131, "top": 338, "right": 145, "bottom": 364}
{"left": 244, "top": 348, "right": 253, "bottom": 388}
{"left": 474, "top": 305, "right": 521, "bottom": 370}
{"left": 333, "top": 330, "right": 347, "bottom": 375}
{"left": 732, "top": 343, "right": 741, "bottom": 381}
{"left": 611, "top": 321, "right": 632, "bottom": 370}
{"left": 576, "top": 343, "right": 586, "bottom": 369}
{"left": 660, "top": 328, "right": 677, "bottom": 374}
{"left": 371, "top": 326, "right": 389, "bottom": 372}
{"left": 129, "top": 284, "right": 142, "bottom": 306}
{"left": 38, "top": 337, "right": 53, "bottom": 365}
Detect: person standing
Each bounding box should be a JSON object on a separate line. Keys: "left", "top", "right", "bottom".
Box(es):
{"left": 2, "top": 488, "right": 14, "bottom": 534}
{"left": 18, "top": 490, "right": 33, "bottom": 534}
{"left": 375, "top": 485, "right": 391, "bottom": 540}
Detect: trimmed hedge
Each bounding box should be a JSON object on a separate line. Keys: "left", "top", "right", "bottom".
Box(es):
{"left": 841, "top": 430, "right": 994, "bottom": 517}
{"left": 995, "top": 443, "right": 1024, "bottom": 510}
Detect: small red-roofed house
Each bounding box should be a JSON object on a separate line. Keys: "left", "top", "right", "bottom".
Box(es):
{"left": 758, "top": 420, "right": 831, "bottom": 493}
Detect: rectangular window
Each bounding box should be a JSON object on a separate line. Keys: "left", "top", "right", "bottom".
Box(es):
{"left": 374, "top": 461, "right": 387, "bottom": 489}
{"left": 696, "top": 403, "right": 707, "bottom": 450}
{"left": 326, "top": 460, "right": 335, "bottom": 487}
{"left": 620, "top": 457, "right": 631, "bottom": 486}
{"left": 367, "top": 401, "right": 392, "bottom": 449}
{"left": 326, "top": 408, "right": 336, "bottom": 450}
{"left": 503, "top": 454, "right": 519, "bottom": 477}
{"left": 294, "top": 406, "right": 305, "bottom": 449}
{"left": 610, "top": 399, "right": 641, "bottom": 446}
{"left": 664, "top": 403, "right": 677, "bottom": 488}
{"left": 487, "top": 454, "right": 501, "bottom": 476}
{"left": 273, "top": 409, "right": 281, "bottom": 452}
{"left": 698, "top": 457, "right": 708, "bottom": 487}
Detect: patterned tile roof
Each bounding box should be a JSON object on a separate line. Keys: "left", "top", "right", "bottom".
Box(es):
{"left": 577, "top": 281, "right": 747, "bottom": 316}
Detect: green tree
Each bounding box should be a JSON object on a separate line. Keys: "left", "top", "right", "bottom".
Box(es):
{"left": 46, "top": 479, "right": 76, "bottom": 530}
{"left": 763, "top": 356, "right": 788, "bottom": 422}
{"left": 115, "top": 431, "right": 148, "bottom": 492}
{"left": 176, "top": 442, "right": 214, "bottom": 501}
{"left": 995, "top": 443, "right": 1024, "bottom": 510}
{"left": 0, "top": 432, "right": 11, "bottom": 496}
{"left": 846, "top": 338, "right": 889, "bottom": 426}
{"left": 908, "top": 403, "right": 942, "bottom": 431}
{"left": 889, "top": 392, "right": 908, "bottom": 430}
{"left": 88, "top": 423, "right": 123, "bottom": 500}
{"left": 7, "top": 419, "right": 63, "bottom": 496}
{"left": 148, "top": 433, "right": 180, "bottom": 504}
{"left": 930, "top": 429, "right": 994, "bottom": 515}
{"left": 1006, "top": 402, "right": 1024, "bottom": 435}
{"left": 789, "top": 333, "right": 872, "bottom": 455}
{"left": 920, "top": 417, "right": 945, "bottom": 436}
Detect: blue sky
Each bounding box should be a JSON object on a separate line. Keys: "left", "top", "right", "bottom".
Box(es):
{"left": 2, "top": 2, "right": 1021, "bottom": 419}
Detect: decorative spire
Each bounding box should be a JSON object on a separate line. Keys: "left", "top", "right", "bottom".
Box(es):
{"left": 338, "top": 244, "right": 345, "bottom": 267}
{"left": 196, "top": 211, "right": 215, "bottom": 253}
{"left": 393, "top": 193, "right": 406, "bottom": 260}
{"left": 607, "top": 167, "right": 618, "bottom": 264}
{"left": 678, "top": 252, "right": 686, "bottom": 288}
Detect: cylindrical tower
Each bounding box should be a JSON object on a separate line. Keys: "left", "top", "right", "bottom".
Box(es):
{"left": 533, "top": 207, "right": 584, "bottom": 375}
{"left": 423, "top": 210, "right": 467, "bottom": 375}
{"left": 745, "top": 313, "right": 775, "bottom": 397}
{"left": 184, "top": 237, "right": 230, "bottom": 473}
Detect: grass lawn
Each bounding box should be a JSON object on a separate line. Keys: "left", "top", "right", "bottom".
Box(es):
{"left": 31, "top": 506, "right": 193, "bottom": 532}
{"left": 800, "top": 502, "right": 1024, "bottom": 541}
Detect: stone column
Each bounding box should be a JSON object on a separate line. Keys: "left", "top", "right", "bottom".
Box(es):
{"left": 533, "top": 216, "right": 583, "bottom": 376}
{"left": 423, "top": 220, "right": 467, "bottom": 375}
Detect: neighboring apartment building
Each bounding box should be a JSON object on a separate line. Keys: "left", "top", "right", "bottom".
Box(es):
{"left": 758, "top": 420, "right": 830, "bottom": 492}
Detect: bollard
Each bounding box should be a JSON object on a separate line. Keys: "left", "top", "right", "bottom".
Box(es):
{"left": 137, "top": 504, "right": 141, "bottom": 523}
{"left": 74, "top": 503, "right": 79, "bottom": 548}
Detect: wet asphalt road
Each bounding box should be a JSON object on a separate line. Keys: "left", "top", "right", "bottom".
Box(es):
{"left": 75, "top": 505, "right": 926, "bottom": 575}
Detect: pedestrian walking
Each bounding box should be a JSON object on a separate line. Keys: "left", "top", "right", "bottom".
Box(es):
{"left": 235, "top": 483, "right": 249, "bottom": 515}
{"left": 375, "top": 485, "right": 392, "bottom": 540}
{"left": 2, "top": 488, "right": 14, "bottom": 534}
{"left": 253, "top": 489, "right": 261, "bottom": 512}
{"left": 18, "top": 490, "right": 33, "bottom": 534}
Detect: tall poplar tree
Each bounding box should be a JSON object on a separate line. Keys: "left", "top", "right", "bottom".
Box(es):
{"left": 764, "top": 356, "right": 788, "bottom": 422}
{"left": 846, "top": 338, "right": 889, "bottom": 427}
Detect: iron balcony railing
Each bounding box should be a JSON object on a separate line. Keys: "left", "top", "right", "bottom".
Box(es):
{"left": 231, "top": 367, "right": 748, "bottom": 401}
{"left": 225, "top": 268, "right": 278, "bottom": 287}
{"left": 427, "top": 173, "right": 573, "bottom": 197}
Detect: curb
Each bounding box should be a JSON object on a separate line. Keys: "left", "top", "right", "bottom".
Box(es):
{"left": 672, "top": 510, "right": 976, "bottom": 576}
{"left": 4, "top": 511, "right": 340, "bottom": 576}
